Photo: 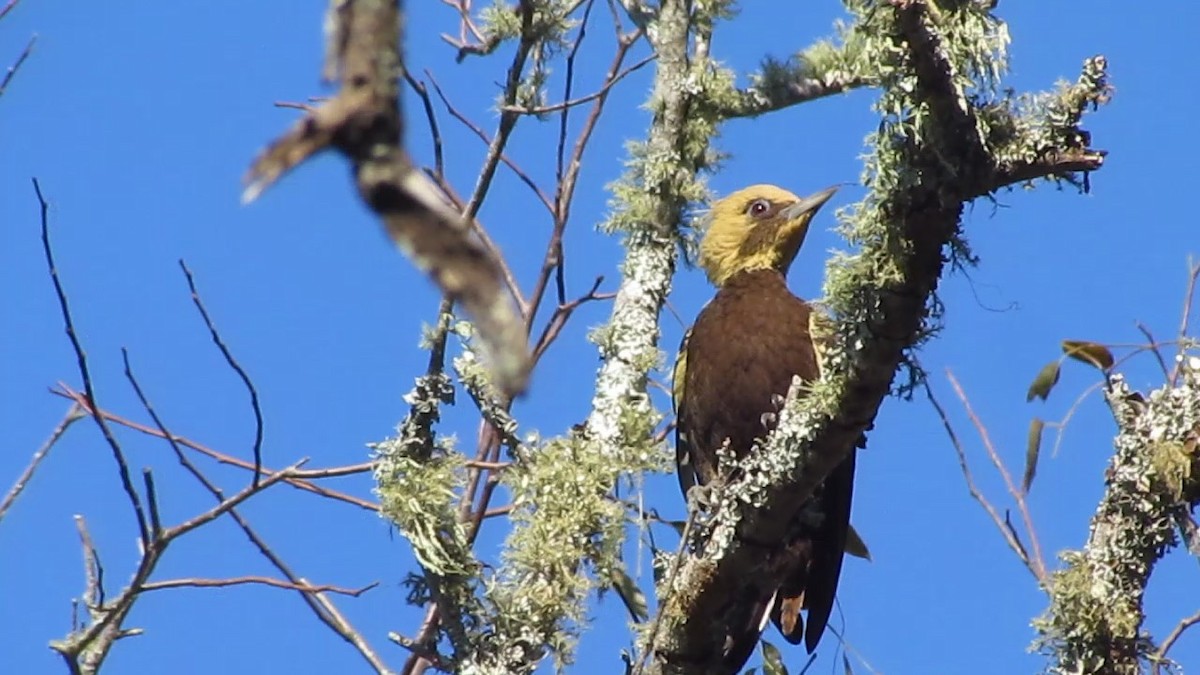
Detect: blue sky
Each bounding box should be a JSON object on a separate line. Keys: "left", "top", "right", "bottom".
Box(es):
{"left": 2, "top": 2, "right": 1197, "bottom": 674}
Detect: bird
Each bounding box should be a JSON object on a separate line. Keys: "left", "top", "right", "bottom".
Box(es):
{"left": 672, "top": 183, "right": 856, "bottom": 672}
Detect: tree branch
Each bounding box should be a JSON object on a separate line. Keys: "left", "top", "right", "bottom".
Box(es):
{"left": 645, "top": 2, "right": 1108, "bottom": 671}
{"left": 456, "top": 0, "right": 723, "bottom": 671}
{"left": 244, "top": 0, "right": 531, "bottom": 397}
{"left": 1036, "top": 362, "right": 1200, "bottom": 674}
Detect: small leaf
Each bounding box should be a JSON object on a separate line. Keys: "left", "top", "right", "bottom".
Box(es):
{"left": 760, "top": 640, "right": 788, "bottom": 675}
{"left": 844, "top": 524, "right": 872, "bottom": 561}
{"left": 610, "top": 566, "right": 649, "bottom": 622}
{"left": 1026, "top": 361, "right": 1061, "bottom": 402}
{"left": 1023, "top": 417, "right": 1045, "bottom": 494}
{"left": 1061, "top": 340, "right": 1114, "bottom": 371}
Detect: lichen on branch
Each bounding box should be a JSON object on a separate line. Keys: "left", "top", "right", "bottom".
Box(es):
{"left": 457, "top": 1, "right": 733, "bottom": 672}
{"left": 1035, "top": 358, "right": 1200, "bottom": 675}
{"left": 644, "top": 1, "right": 1109, "bottom": 671}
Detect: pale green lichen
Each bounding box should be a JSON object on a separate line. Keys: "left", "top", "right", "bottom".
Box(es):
{"left": 1034, "top": 364, "right": 1200, "bottom": 674}
{"left": 477, "top": 0, "right": 579, "bottom": 112}
{"left": 719, "top": 19, "right": 872, "bottom": 118}
{"left": 662, "top": 4, "right": 1108, "bottom": 666}
{"left": 461, "top": 2, "right": 736, "bottom": 671}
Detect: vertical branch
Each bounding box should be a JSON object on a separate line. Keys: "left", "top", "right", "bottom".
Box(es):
{"left": 1036, "top": 365, "right": 1200, "bottom": 674}
{"left": 456, "top": 0, "right": 727, "bottom": 672}
{"left": 645, "top": 3, "right": 1108, "bottom": 672}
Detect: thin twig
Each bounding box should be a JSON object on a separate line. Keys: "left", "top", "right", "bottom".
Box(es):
{"left": 179, "top": 260, "right": 266, "bottom": 486}
{"left": 1151, "top": 601, "right": 1200, "bottom": 672}
{"left": 924, "top": 379, "right": 1036, "bottom": 577}
{"left": 74, "top": 515, "right": 103, "bottom": 608}
{"left": 633, "top": 495, "right": 700, "bottom": 675}
{"left": 0, "top": 404, "right": 84, "bottom": 523}
{"left": 141, "top": 577, "right": 378, "bottom": 596}
{"left": 1135, "top": 322, "right": 1171, "bottom": 382}
{"left": 1171, "top": 258, "right": 1200, "bottom": 386}
{"left": 0, "top": 0, "right": 27, "bottom": 22}
{"left": 0, "top": 33, "right": 36, "bottom": 99}
{"left": 425, "top": 72, "right": 556, "bottom": 218}
{"left": 52, "top": 384, "right": 378, "bottom": 511}
{"left": 532, "top": 277, "right": 612, "bottom": 362}
{"left": 1046, "top": 380, "right": 1105, "bottom": 459}
{"left": 502, "top": 53, "right": 654, "bottom": 115}
{"left": 35, "top": 178, "right": 151, "bottom": 547}
{"left": 405, "top": 73, "right": 447, "bottom": 179}
{"left": 946, "top": 370, "right": 1047, "bottom": 582}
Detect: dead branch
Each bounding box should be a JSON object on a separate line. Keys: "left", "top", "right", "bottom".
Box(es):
{"left": 1152, "top": 609, "right": 1200, "bottom": 674}
{"left": 1, "top": 404, "right": 84, "bottom": 524}
{"left": 924, "top": 379, "right": 1043, "bottom": 580}
{"left": 179, "top": 260, "right": 266, "bottom": 485}
{"left": 139, "top": 577, "right": 377, "bottom": 597}
{"left": 51, "top": 384, "right": 378, "bottom": 512}
{"left": 945, "top": 370, "right": 1048, "bottom": 581}
{"left": 35, "top": 178, "right": 152, "bottom": 547}
{"left": 0, "top": 33, "right": 35, "bottom": 99}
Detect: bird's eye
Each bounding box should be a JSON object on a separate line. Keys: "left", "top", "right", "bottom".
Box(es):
{"left": 747, "top": 199, "right": 771, "bottom": 218}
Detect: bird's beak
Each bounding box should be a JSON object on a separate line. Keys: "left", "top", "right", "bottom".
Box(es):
{"left": 771, "top": 185, "right": 839, "bottom": 276}
{"left": 779, "top": 185, "right": 839, "bottom": 221}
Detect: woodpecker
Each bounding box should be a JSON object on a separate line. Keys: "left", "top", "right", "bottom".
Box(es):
{"left": 672, "top": 184, "right": 856, "bottom": 672}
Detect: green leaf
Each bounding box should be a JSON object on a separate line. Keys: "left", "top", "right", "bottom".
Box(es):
{"left": 1061, "top": 340, "right": 1114, "bottom": 371}
{"left": 844, "top": 524, "right": 872, "bottom": 561}
{"left": 760, "top": 640, "right": 788, "bottom": 675}
{"left": 1023, "top": 417, "right": 1045, "bottom": 495}
{"left": 610, "top": 566, "right": 649, "bottom": 622}
{"left": 1026, "top": 361, "right": 1061, "bottom": 402}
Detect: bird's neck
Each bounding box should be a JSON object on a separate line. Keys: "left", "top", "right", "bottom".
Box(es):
{"left": 719, "top": 268, "right": 791, "bottom": 292}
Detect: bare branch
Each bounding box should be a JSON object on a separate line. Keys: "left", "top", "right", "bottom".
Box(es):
{"left": 35, "top": 178, "right": 151, "bottom": 547}
{"left": 425, "top": 72, "right": 556, "bottom": 218}
{"left": 178, "top": 260, "right": 266, "bottom": 486}
{"left": 924, "top": 379, "right": 1037, "bottom": 577}
{"left": 0, "top": 33, "right": 35, "bottom": 99}
{"left": 0, "top": 404, "right": 84, "bottom": 524}
{"left": 1152, "top": 609, "right": 1200, "bottom": 675}
{"left": 140, "top": 576, "right": 378, "bottom": 597}
{"left": 1171, "top": 258, "right": 1200, "bottom": 386}
{"left": 51, "top": 384, "right": 378, "bottom": 512}
{"left": 946, "top": 371, "right": 1047, "bottom": 581}
{"left": 502, "top": 53, "right": 654, "bottom": 115}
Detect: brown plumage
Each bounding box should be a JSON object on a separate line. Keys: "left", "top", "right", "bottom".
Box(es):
{"left": 673, "top": 184, "right": 855, "bottom": 672}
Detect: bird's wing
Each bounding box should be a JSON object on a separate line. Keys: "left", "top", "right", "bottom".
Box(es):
{"left": 802, "top": 449, "right": 856, "bottom": 652}
{"left": 807, "top": 304, "right": 837, "bottom": 380}
{"left": 672, "top": 327, "right": 697, "bottom": 497}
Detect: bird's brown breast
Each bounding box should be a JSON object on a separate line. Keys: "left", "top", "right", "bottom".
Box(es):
{"left": 679, "top": 268, "right": 818, "bottom": 485}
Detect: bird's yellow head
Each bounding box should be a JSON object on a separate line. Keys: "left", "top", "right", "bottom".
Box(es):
{"left": 697, "top": 184, "right": 838, "bottom": 287}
